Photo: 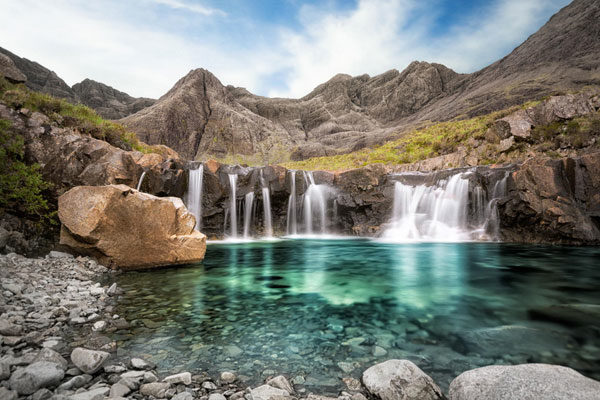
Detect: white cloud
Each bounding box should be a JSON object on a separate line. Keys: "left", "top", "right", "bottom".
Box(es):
{"left": 151, "top": 0, "right": 226, "bottom": 16}
{"left": 0, "top": 0, "right": 570, "bottom": 100}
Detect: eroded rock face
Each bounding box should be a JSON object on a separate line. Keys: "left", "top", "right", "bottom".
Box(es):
{"left": 449, "top": 364, "right": 600, "bottom": 400}
{"left": 499, "top": 152, "right": 600, "bottom": 244}
{"left": 362, "top": 359, "right": 444, "bottom": 400}
{"left": 0, "top": 103, "right": 186, "bottom": 200}
{"left": 0, "top": 53, "right": 26, "bottom": 83}
{"left": 72, "top": 78, "right": 155, "bottom": 119}
{"left": 58, "top": 185, "right": 206, "bottom": 269}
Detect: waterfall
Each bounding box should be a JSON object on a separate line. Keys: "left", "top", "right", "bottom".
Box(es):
{"left": 483, "top": 171, "right": 509, "bottom": 239}
{"left": 384, "top": 170, "right": 511, "bottom": 242}
{"left": 243, "top": 192, "right": 254, "bottom": 239}
{"left": 286, "top": 171, "right": 298, "bottom": 235}
{"left": 136, "top": 171, "right": 147, "bottom": 192}
{"left": 384, "top": 173, "right": 471, "bottom": 241}
{"left": 186, "top": 165, "right": 203, "bottom": 230}
{"left": 262, "top": 187, "right": 273, "bottom": 237}
{"left": 302, "top": 171, "right": 328, "bottom": 234}
{"left": 228, "top": 174, "right": 238, "bottom": 238}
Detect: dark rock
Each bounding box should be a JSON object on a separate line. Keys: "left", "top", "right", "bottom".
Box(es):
{"left": 0, "top": 53, "right": 26, "bottom": 83}
{"left": 499, "top": 152, "right": 600, "bottom": 244}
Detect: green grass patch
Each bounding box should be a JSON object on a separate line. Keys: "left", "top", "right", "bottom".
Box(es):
{"left": 282, "top": 101, "right": 539, "bottom": 171}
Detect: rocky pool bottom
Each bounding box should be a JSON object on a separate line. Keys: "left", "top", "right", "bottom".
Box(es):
{"left": 1, "top": 243, "right": 600, "bottom": 399}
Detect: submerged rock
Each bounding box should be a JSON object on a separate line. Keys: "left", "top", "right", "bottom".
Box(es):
{"left": 449, "top": 363, "right": 600, "bottom": 400}
{"left": 58, "top": 184, "right": 206, "bottom": 269}
{"left": 362, "top": 359, "right": 444, "bottom": 400}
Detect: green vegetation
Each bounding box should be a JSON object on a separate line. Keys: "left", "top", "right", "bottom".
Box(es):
{"left": 282, "top": 102, "right": 539, "bottom": 171}
{"left": 0, "top": 77, "right": 159, "bottom": 154}
{"left": 531, "top": 113, "right": 600, "bottom": 149}
{"left": 0, "top": 118, "right": 55, "bottom": 224}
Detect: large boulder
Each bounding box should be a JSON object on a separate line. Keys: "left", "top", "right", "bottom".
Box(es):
{"left": 9, "top": 361, "right": 65, "bottom": 395}
{"left": 70, "top": 348, "right": 110, "bottom": 374}
{"left": 58, "top": 185, "right": 206, "bottom": 269}
{"left": 449, "top": 364, "right": 600, "bottom": 400}
{"left": 362, "top": 360, "right": 444, "bottom": 400}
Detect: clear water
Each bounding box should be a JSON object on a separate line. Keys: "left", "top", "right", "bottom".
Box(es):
{"left": 111, "top": 240, "right": 600, "bottom": 393}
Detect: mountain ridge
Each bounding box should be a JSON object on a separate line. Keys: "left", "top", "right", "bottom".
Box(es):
{"left": 121, "top": 0, "right": 599, "bottom": 161}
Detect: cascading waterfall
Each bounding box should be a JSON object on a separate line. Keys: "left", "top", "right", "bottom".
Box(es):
{"left": 228, "top": 174, "right": 238, "bottom": 238}
{"left": 262, "top": 187, "right": 273, "bottom": 237}
{"left": 302, "top": 171, "right": 328, "bottom": 234}
{"left": 384, "top": 170, "right": 510, "bottom": 242}
{"left": 384, "top": 173, "right": 471, "bottom": 241}
{"left": 136, "top": 170, "right": 147, "bottom": 192}
{"left": 286, "top": 171, "right": 298, "bottom": 235}
{"left": 186, "top": 165, "right": 203, "bottom": 230}
{"left": 243, "top": 192, "right": 254, "bottom": 239}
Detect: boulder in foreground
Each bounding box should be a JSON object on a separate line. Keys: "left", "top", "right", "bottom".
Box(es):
{"left": 58, "top": 184, "right": 206, "bottom": 269}
{"left": 449, "top": 363, "right": 600, "bottom": 400}
{"left": 362, "top": 359, "right": 444, "bottom": 400}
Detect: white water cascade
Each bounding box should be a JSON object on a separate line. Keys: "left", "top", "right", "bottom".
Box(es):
{"left": 228, "top": 174, "right": 238, "bottom": 238}
{"left": 186, "top": 165, "right": 204, "bottom": 230}
{"left": 136, "top": 170, "right": 147, "bottom": 192}
{"left": 262, "top": 187, "right": 273, "bottom": 237}
{"left": 286, "top": 171, "right": 298, "bottom": 235}
{"left": 243, "top": 192, "right": 254, "bottom": 239}
{"left": 302, "top": 171, "right": 329, "bottom": 234}
{"left": 483, "top": 172, "right": 509, "bottom": 239}
{"left": 383, "top": 173, "right": 471, "bottom": 241}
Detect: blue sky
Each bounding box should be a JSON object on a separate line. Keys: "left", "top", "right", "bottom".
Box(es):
{"left": 0, "top": 0, "right": 571, "bottom": 98}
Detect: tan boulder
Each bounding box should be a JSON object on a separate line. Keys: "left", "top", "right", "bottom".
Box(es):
{"left": 58, "top": 185, "right": 206, "bottom": 269}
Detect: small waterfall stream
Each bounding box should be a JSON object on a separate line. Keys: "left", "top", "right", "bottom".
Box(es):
{"left": 302, "top": 171, "right": 329, "bottom": 234}
{"left": 286, "top": 171, "right": 298, "bottom": 235}
{"left": 136, "top": 170, "right": 147, "bottom": 192}
{"left": 243, "top": 192, "right": 254, "bottom": 239}
{"left": 262, "top": 187, "right": 273, "bottom": 237}
{"left": 186, "top": 165, "right": 204, "bottom": 230}
{"left": 228, "top": 174, "right": 238, "bottom": 238}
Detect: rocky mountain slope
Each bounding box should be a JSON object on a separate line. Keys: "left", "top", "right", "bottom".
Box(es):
{"left": 121, "top": 0, "right": 599, "bottom": 161}
{"left": 0, "top": 47, "right": 155, "bottom": 119}
{"left": 72, "top": 79, "right": 155, "bottom": 120}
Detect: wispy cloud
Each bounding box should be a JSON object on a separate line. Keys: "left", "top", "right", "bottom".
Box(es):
{"left": 0, "top": 0, "right": 570, "bottom": 99}
{"left": 151, "top": 0, "right": 226, "bottom": 16}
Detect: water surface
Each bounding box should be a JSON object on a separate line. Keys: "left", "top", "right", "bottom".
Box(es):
{"left": 112, "top": 240, "right": 600, "bottom": 392}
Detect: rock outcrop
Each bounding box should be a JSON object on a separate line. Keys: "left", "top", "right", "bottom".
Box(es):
{"left": 449, "top": 364, "right": 600, "bottom": 400}
{"left": 72, "top": 78, "right": 155, "bottom": 119}
{"left": 0, "top": 53, "right": 26, "bottom": 83}
{"left": 0, "top": 103, "right": 186, "bottom": 200}
{"left": 121, "top": 0, "right": 600, "bottom": 161}
{"left": 58, "top": 185, "right": 206, "bottom": 269}
{"left": 499, "top": 152, "right": 600, "bottom": 244}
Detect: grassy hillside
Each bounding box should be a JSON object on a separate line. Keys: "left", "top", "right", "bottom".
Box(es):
{"left": 282, "top": 98, "right": 600, "bottom": 171}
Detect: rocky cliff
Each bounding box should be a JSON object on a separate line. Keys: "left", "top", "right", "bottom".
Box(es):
{"left": 122, "top": 0, "right": 600, "bottom": 161}
{"left": 0, "top": 47, "right": 155, "bottom": 119}
{"left": 71, "top": 79, "right": 155, "bottom": 120}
